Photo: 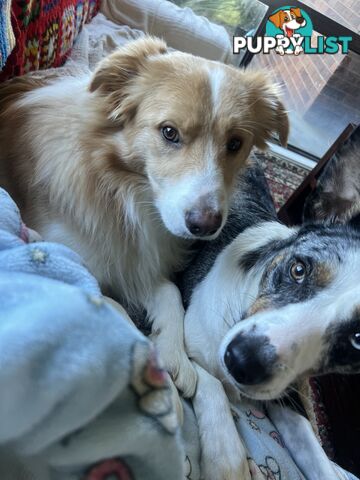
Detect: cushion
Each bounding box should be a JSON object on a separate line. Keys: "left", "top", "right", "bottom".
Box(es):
{"left": 0, "top": 0, "right": 100, "bottom": 81}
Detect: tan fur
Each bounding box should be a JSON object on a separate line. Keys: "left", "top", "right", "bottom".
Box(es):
{"left": 247, "top": 295, "right": 272, "bottom": 316}
{"left": 314, "top": 263, "right": 334, "bottom": 288}
{"left": 0, "top": 37, "right": 288, "bottom": 395}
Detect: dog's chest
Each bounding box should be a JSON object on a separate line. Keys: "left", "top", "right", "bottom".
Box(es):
{"left": 101, "top": 220, "right": 190, "bottom": 304}
{"left": 40, "top": 207, "right": 189, "bottom": 305}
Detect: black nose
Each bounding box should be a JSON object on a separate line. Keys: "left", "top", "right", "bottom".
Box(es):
{"left": 185, "top": 209, "right": 222, "bottom": 237}
{"left": 224, "top": 334, "right": 277, "bottom": 385}
{"left": 296, "top": 16, "right": 304, "bottom": 23}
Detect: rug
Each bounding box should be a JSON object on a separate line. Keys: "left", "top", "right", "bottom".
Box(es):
{"left": 253, "top": 149, "right": 311, "bottom": 211}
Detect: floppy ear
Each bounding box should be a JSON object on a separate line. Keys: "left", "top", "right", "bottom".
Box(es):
{"left": 269, "top": 11, "right": 284, "bottom": 29}
{"left": 245, "top": 72, "right": 289, "bottom": 149}
{"left": 291, "top": 8, "right": 302, "bottom": 18}
{"left": 303, "top": 128, "right": 360, "bottom": 223}
{"left": 89, "top": 36, "right": 167, "bottom": 124}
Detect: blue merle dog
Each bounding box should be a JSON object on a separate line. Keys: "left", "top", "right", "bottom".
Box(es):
{"left": 179, "top": 137, "right": 360, "bottom": 480}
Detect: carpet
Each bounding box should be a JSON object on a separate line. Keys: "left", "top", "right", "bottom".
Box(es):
{"left": 253, "top": 149, "right": 311, "bottom": 210}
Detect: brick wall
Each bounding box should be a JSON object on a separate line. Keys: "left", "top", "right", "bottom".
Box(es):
{"left": 302, "top": 0, "right": 360, "bottom": 32}
{"left": 252, "top": 0, "right": 359, "bottom": 153}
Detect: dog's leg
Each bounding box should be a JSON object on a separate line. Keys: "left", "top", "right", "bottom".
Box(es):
{"left": 193, "top": 364, "right": 251, "bottom": 480}
{"left": 146, "top": 281, "right": 197, "bottom": 398}
{"left": 268, "top": 403, "right": 340, "bottom": 480}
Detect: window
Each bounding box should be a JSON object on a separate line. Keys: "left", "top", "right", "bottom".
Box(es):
{"left": 172, "top": 0, "right": 267, "bottom": 37}
{"left": 252, "top": 38, "right": 360, "bottom": 158}
{"left": 171, "top": 0, "right": 360, "bottom": 161}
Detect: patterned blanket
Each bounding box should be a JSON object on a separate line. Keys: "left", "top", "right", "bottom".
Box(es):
{"left": 0, "top": 0, "right": 100, "bottom": 80}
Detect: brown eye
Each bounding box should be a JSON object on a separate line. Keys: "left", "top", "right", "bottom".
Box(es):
{"left": 162, "top": 126, "right": 179, "bottom": 143}
{"left": 290, "top": 261, "right": 306, "bottom": 283}
{"left": 227, "top": 137, "right": 242, "bottom": 153}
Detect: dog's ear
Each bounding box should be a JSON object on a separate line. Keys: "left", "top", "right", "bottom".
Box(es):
{"left": 290, "top": 8, "right": 302, "bottom": 18}
{"left": 89, "top": 36, "right": 167, "bottom": 124}
{"left": 303, "top": 128, "right": 360, "bottom": 224}
{"left": 268, "top": 11, "right": 284, "bottom": 29}
{"left": 245, "top": 72, "right": 289, "bottom": 149}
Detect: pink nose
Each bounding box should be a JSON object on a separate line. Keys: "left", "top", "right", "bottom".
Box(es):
{"left": 185, "top": 209, "right": 222, "bottom": 237}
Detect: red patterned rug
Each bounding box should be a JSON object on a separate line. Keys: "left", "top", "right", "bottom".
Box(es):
{"left": 253, "top": 150, "right": 310, "bottom": 210}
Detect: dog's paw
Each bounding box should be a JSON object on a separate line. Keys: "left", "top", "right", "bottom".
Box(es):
{"left": 167, "top": 349, "right": 197, "bottom": 398}
{"left": 167, "top": 372, "right": 184, "bottom": 426}
{"left": 156, "top": 340, "right": 197, "bottom": 398}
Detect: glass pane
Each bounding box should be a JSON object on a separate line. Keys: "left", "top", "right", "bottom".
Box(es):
{"left": 171, "top": 0, "right": 267, "bottom": 37}
{"left": 171, "top": 0, "right": 268, "bottom": 64}
{"left": 252, "top": 35, "right": 360, "bottom": 158}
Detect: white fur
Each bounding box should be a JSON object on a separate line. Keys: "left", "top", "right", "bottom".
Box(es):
{"left": 192, "top": 364, "right": 251, "bottom": 480}
{"left": 208, "top": 67, "right": 225, "bottom": 114}
{"left": 223, "top": 261, "right": 360, "bottom": 400}
{"left": 186, "top": 217, "right": 360, "bottom": 478}
{"left": 155, "top": 161, "right": 227, "bottom": 239}
{"left": 185, "top": 221, "right": 294, "bottom": 377}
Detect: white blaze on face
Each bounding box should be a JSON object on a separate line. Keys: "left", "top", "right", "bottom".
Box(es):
{"left": 155, "top": 157, "right": 227, "bottom": 239}
{"left": 155, "top": 66, "right": 231, "bottom": 239}
{"left": 208, "top": 66, "right": 226, "bottom": 115}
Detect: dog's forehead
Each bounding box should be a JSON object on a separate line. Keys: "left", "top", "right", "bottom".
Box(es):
{"left": 144, "top": 56, "right": 256, "bottom": 128}
{"left": 240, "top": 223, "right": 360, "bottom": 273}
{"left": 290, "top": 224, "right": 360, "bottom": 258}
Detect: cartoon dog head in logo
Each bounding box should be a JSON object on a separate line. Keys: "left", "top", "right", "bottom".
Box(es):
{"left": 269, "top": 8, "right": 306, "bottom": 38}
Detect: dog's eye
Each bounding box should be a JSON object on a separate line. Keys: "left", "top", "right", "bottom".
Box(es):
{"left": 284, "top": 16, "right": 289, "bottom": 21}
{"left": 349, "top": 333, "right": 360, "bottom": 350}
{"left": 162, "top": 126, "right": 179, "bottom": 143}
{"left": 289, "top": 261, "right": 306, "bottom": 283}
{"left": 227, "top": 138, "right": 242, "bottom": 153}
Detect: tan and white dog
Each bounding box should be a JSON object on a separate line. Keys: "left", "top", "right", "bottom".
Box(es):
{"left": 269, "top": 8, "right": 307, "bottom": 55}
{"left": 0, "top": 37, "right": 288, "bottom": 396}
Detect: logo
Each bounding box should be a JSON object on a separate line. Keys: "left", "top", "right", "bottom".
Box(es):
{"left": 233, "top": 6, "right": 352, "bottom": 56}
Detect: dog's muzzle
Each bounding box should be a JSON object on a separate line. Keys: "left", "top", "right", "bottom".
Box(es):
{"left": 224, "top": 333, "right": 277, "bottom": 386}
{"left": 185, "top": 208, "right": 222, "bottom": 237}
